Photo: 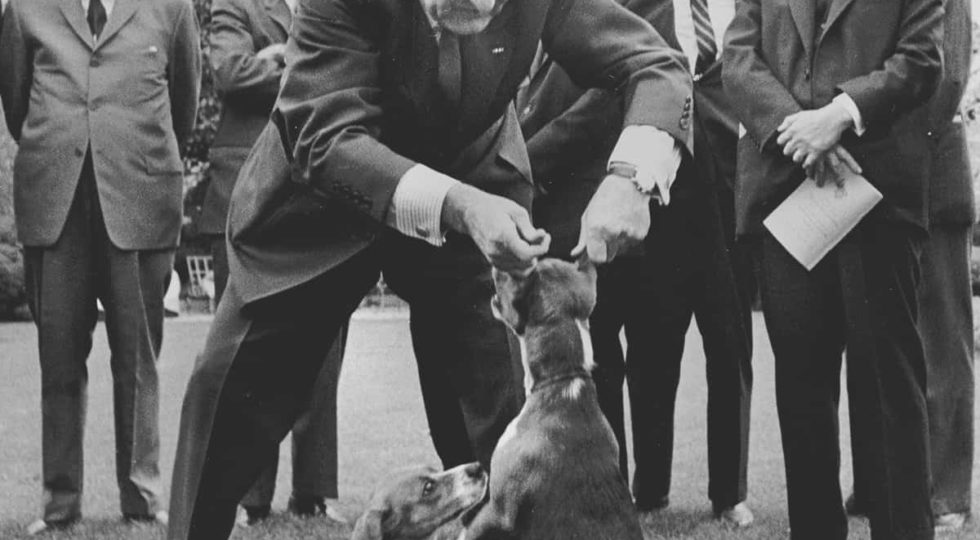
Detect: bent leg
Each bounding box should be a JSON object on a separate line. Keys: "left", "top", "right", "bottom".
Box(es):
{"left": 168, "top": 252, "right": 378, "bottom": 540}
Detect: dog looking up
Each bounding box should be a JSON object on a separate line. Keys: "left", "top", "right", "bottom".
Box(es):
{"left": 466, "top": 258, "right": 643, "bottom": 539}
{"left": 351, "top": 463, "right": 487, "bottom": 540}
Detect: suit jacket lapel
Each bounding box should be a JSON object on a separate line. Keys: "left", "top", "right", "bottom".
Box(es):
{"left": 94, "top": 0, "right": 143, "bottom": 51}
{"left": 787, "top": 0, "right": 815, "bottom": 58}
{"left": 60, "top": 0, "right": 95, "bottom": 50}
{"left": 264, "top": 0, "right": 292, "bottom": 37}
{"left": 819, "top": 0, "right": 856, "bottom": 45}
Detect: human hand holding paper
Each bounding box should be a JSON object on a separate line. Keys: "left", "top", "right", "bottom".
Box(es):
{"left": 763, "top": 166, "right": 882, "bottom": 271}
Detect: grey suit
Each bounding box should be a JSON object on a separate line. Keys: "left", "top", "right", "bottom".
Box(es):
{"left": 0, "top": 0, "right": 200, "bottom": 522}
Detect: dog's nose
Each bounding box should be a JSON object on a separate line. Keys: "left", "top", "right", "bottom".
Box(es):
{"left": 464, "top": 462, "right": 484, "bottom": 479}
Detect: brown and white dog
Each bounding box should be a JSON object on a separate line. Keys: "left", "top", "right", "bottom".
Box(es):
{"left": 465, "top": 258, "right": 643, "bottom": 539}
{"left": 351, "top": 463, "right": 488, "bottom": 540}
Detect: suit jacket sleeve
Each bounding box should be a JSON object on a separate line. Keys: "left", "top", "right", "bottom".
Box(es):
{"left": 836, "top": 0, "right": 943, "bottom": 129}
{"left": 168, "top": 0, "right": 202, "bottom": 150}
{"left": 273, "top": 0, "right": 416, "bottom": 225}
{"left": 541, "top": 0, "right": 692, "bottom": 149}
{"left": 0, "top": 0, "right": 31, "bottom": 142}
{"left": 721, "top": 0, "right": 802, "bottom": 150}
{"left": 525, "top": 0, "right": 687, "bottom": 187}
{"left": 209, "top": 0, "right": 283, "bottom": 97}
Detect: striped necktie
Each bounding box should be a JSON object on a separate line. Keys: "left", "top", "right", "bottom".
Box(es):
{"left": 690, "top": 0, "right": 717, "bottom": 75}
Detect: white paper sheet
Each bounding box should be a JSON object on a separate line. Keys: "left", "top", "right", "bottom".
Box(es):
{"left": 763, "top": 172, "right": 883, "bottom": 270}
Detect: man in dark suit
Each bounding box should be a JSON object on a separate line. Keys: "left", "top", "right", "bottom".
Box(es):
{"left": 204, "top": 0, "right": 348, "bottom": 525}
{"left": 846, "top": 0, "right": 974, "bottom": 532}
{"left": 518, "top": 0, "right": 753, "bottom": 527}
{"left": 0, "top": 0, "right": 200, "bottom": 534}
{"left": 723, "top": 0, "right": 942, "bottom": 539}
{"left": 167, "top": 0, "right": 693, "bottom": 536}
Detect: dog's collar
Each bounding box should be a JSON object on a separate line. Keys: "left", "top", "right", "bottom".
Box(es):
{"left": 530, "top": 368, "right": 591, "bottom": 394}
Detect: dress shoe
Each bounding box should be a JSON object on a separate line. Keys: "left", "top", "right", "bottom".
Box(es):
{"left": 288, "top": 495, "right": 348, "bottom": 524}
{"left": 123, "top": 510, "right": 169, "bottom": 526}
{"left": 237, "top": 504, "right": 271, "bottom": 526}
{"left": 935, "top": 512, "right": 967, "bottom": 532}
{"left": 26, "top": 517, "right": 78, "bottom": 536}
{"left": 715, "top": 502, "right": 755, "bottom": 528}
{"left": 844, "top": 493, "right": 869, "bottom": 517}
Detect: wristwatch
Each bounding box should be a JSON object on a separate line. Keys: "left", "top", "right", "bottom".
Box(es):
{"left": 607, "top": 162, "right": 660, "bottom": 200}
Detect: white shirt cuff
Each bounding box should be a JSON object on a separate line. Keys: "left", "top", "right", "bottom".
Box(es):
{"left": 833, "top": 93, "right": 865, "bottom": 136}
{"left": 607, "top": 125, "right": 683, "bottom": 205}
{"left": 387, "top": 164, "right": 459, "bottom": 246}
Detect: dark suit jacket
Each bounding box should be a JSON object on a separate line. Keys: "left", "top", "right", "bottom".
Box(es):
{"left": 519, "top": 0, "right": 737, "bottom": 256}
{"left": 0, "top": 0, "right": 201, "bottom": 249}
{"left": 226, "top": 0, "right": 693, "bottom": 303}
{"left": 199, "top": 0, "right": 292, "bottom": 235}
{"left": 722, "top": 0, "right": 944, "bottom": 235}
{"left": 924, "top": 0, "right": 974, "bottom": 226}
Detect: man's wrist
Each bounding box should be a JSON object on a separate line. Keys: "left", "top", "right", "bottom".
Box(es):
{"left": 442, "top": 183, "right": 479, "bottom": 235}
{"left": 607, "top": 163, "right": 656, "bottom": 199}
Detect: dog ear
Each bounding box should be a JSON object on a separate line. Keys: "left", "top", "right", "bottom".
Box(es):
{"left": 351, "top": 509, "right": 384, "bottom": 540}
{"left": 491, "top": 268, "right": 533, "bottom": 335}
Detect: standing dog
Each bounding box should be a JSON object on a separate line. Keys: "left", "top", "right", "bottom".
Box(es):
{"left": 352, "top": 463, "right": 488, "bottom": 540}
{"left": 466, "top": 258, "right": 643, "bottom": 539}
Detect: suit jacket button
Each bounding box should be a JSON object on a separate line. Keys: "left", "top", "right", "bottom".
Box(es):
{"left": 680, "top": 118, "right": 690, "bottom": 130}
{"left": 90, "top": 57, "right": 99, "bottom": 67}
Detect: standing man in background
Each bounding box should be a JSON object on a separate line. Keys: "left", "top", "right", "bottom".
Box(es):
{"left": 846, "top": 0, "right": 974, "bottom": 532}
{"left": 724, "top": 0, "right": 943, "bottom": 537}
{"left": 205, "top": 0, "right": 348, "bottom": 526}
{"left": 0, "top": 0, "right": 200, "bottom": 535}
{"left": 517, "top": 0, "right": 753, "bottom": 528}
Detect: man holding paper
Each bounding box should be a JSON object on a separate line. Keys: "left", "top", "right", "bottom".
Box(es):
{"left": 723, "top": 0, "right": 942, "bottom": 539}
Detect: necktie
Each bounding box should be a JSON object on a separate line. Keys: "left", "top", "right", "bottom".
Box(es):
{"left": 690, "top": 0, "right": 717, "bottom": 75}
{"left": 437, "top": 31, "right": 462, "bottom": 110}
{"left": 87, "top": 0, "right": 107, "bottom": 40}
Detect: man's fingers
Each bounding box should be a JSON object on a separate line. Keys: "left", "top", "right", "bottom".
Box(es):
{"left": 511, "top": 212, "right": 549, "bottom": 245}
{"left": 586, "top": 238, "right": 609, "bottom": 264}
{"left": 834, "top": 146, "right": 863, "bottom": 174}
{"left": 570, "top": 237, "right": 586, "bottom": 259}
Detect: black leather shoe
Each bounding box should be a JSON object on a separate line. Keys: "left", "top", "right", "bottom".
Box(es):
{"left": 242, "top": 504, "right": 271, "bottom": 525}
{"left": 288, "top": 495, "right": 348, "bottom": 524}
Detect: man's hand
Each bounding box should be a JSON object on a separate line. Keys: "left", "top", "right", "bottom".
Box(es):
{"left": 571, "top": 174, "right": 651, "bottom": 264}
{"left": 811, "top": 144, "right": 863, "bottom": 187}
{"left": 256, "top": 43, "right": 287, "bottom": 65}
{"left": 777, "top": 102, "right": 854, "bottom": 170}
{"left": 442, "top": 183, "right": 550, "bottom": 273}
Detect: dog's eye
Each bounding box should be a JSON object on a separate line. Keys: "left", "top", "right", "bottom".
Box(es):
{"left": 421, "top": 479, "right": 436, "bottom": 497}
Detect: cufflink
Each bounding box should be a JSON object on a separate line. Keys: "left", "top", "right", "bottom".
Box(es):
{"left": 415, "top": 226, "right": 430, "bottom": 238}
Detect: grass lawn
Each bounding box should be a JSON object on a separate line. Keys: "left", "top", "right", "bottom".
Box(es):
{"left": 0, "top": 312, "right": 977, "bottom": 539}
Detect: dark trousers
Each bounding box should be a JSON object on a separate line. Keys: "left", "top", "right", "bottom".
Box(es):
{"left": 25, "top": 153, "right": 173, "bottom": 521}
{"left": 240, "top": 324, "right": 348, "bottom": 507}
{"left": 591, "top": 184, "right": 752, "bottom": 511}
{"left": 167, "top": 235, "right": 522, "bottom": 539}
{"left": 759, "top": 223, "right": 933, "bottom": 540}
{"left": 210, "top": 235, "right": 348, "bottom": 506}
{"left": 849, "top": 223, "right": 974, "bottom": 516}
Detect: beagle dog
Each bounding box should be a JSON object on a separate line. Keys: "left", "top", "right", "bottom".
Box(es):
{"left": 465, "top": 258, "right": 643, "bottom": 539}
{"left": 351, "top": 463, "right": 488, "bottom": 540}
